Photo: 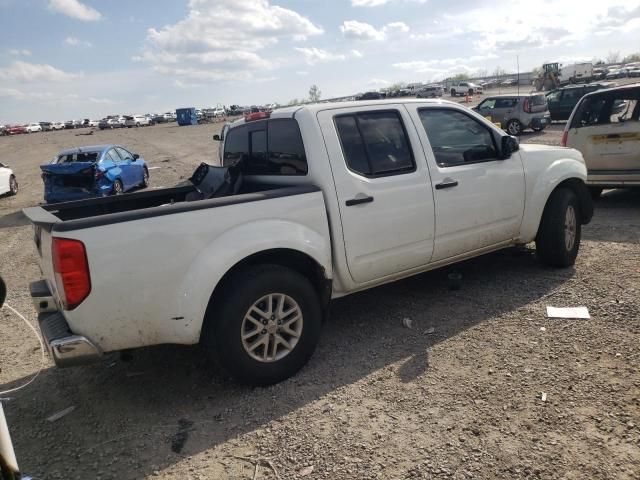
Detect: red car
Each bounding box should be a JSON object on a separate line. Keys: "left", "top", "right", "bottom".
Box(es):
{"left": 6, "top": 125, "right": 26, "bottom": 135}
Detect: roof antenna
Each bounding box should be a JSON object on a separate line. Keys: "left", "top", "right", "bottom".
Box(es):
{"left": 517, "top": 55, "right": 520, "bottom": 96}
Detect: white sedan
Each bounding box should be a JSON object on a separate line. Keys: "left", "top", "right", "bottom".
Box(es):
{"left": 26, "top": 123, "right": 43, "bottom": 133}
{"left": 0, "top": 163, "right": 18, "bottom": 196}
{"left": 51, "top": 122, "right": 65, "bottom": 130}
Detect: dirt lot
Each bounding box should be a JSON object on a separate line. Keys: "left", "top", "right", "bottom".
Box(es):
{"left": 0, "top": 101, "right": 639, "bottom": 480}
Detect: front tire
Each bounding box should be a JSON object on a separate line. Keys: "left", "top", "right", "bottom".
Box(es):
{"left": 141, "top": 167, "right": 149, "bottom": 188}
{"left": 506, "top": 119, "right": 523, "bottom": 136}
{"left": 9, "top": 175, "right": 18, "bottom": 195}
{"left": 202, "top": 265, "right": 322, "bottom": 386}
{"left": 536, "top": 188, "right": 581, "bottom": 267}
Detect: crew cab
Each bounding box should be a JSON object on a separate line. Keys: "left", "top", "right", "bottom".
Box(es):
{"left": 24, "top": 99, "right": 593, "bottom": 386}
{"left": 450, "top": 82, "right": 483, "bottom": 96}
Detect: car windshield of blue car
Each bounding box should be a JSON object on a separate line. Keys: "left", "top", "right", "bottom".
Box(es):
{"left": 56, "top": 152, "right": 100, "bottom": 163}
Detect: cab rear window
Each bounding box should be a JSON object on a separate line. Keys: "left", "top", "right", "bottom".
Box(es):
{"left": 223, "top": 119, "right": 307, "bottom": 175}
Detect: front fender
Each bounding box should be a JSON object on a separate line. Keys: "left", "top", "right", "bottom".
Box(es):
{"left": 173, "top": 219, "right": 332, "bottom": 343}
{"left": 519, "top": 157, "right": 588, "bottom": 242}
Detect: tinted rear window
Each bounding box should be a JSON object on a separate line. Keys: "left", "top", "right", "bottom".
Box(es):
{"left": 531, "top": 95, "right": 547, "bottom": 106}
{"left": 223, "top": 119, "right": 307, "bottom": 175}
{"left": 56, "top": 152, "right": 100, "bottom": 163}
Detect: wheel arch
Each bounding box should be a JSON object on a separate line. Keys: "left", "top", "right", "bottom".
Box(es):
{"left": 201, "top": 248, "right": 332, "bottom": 339}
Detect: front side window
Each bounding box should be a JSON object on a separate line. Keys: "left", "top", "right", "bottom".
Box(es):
{"left": 478, "top": 99, "right": 496, "bottom": 109}
{"left": 571, "top": 91, "right": 640, "bottom": 128}
{"left": 335, "top": 110, "right": 415, "bottom": 177}
{"left": 419, "top": 108, "right": 498, "bottom": 168}
{"left": 115, "top": 147, "right": 132, "bottom": 161}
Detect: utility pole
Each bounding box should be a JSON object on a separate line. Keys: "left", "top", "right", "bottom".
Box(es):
{"left": 517, "top": 55, "right": 520, "bottom": 95}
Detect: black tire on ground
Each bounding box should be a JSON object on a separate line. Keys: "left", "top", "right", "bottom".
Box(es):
{"left": 136, "top": 123, "right": 140, "bottom": 127}
{"left": 532, "top": 126, "right": 545, "bottom": 132}
{"left": 141, "top": 167, "right": 149, "bottom": 188}
{"left": 451, "top": 89, "right": 456, "bottom": 97}
{"left": 9, "top": 175, "right": 18, "bottom": 195}
{"left": 506, "top": 119, "right": 523, "bottom": 136}
{"left": 201, "top": 264, "right": 322, "bottom": 386}
{"left": 536, "top": 187, "right": 581, "bottom": 268}
{"left": 112, "top": 179, "right": 123, "bottom": 195}
{"left": 589, "top": 187, "right": 603, "bottom": 199}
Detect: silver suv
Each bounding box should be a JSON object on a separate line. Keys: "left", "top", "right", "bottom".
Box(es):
{"left": 474, "top": 94, "right": 551, "bottom": 135}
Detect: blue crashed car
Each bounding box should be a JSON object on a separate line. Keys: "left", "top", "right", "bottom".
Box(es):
{"left": 41, "top": 145, "right": 149, "bottom": 203}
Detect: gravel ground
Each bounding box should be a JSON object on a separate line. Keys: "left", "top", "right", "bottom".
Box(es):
{"left": 0, "top": 105, "right": 638, "bottom": 480}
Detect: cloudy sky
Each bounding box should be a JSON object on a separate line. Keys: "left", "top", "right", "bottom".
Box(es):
{"left": 1, "top": 0, "right": 639, "bottom": 123}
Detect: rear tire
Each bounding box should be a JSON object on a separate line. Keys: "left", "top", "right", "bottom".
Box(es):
{"left": 506, "top": 119, "right": 523, "bottom": 136}
{"left": 536, "top": 188, "right": 581, "bottom": 267}
{"left": 201, "top": 265, "right": 322, "bottom": 386}
{"left": 112, "top": 179, "right": 123, "bottom": 195}
{"left": 451, "top": 89, "right": 456, "bottom": 97}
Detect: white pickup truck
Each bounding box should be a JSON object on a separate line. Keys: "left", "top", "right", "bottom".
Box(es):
{"left": 24, "top": 99, "right": 593, "bottom": 385}
{"left": 450, "top": 82, "right": 483, "bottom": 97}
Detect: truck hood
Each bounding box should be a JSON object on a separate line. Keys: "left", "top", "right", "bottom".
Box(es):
{"left": 518, "top": 143, "right": 585, "bottom": 164}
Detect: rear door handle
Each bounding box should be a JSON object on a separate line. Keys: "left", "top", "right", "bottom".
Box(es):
{"left": 435, "top": 180, "right": 459, "bottom": 190}
{"left": 345, "top": 196, "right": 374, "bottom": 206}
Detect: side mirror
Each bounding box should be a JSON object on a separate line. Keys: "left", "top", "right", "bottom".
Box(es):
{"left": 501, "top": 135, "right": 519, "bottom": 159}
{"left": 133, "top": 154, "right": 139, "bottom": 161}
{"left": 212, "top": 134, "right": 221, "bottom": 142}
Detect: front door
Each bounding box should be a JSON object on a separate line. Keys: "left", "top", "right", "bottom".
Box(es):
{"left": 408, "top": 105, "right": 526, "bottom": 261}
{"left": 116, "top": 147, "right": 143, "bottom": 188}
{"left": 317, "top": 106, "right": 435, "bottom": 284}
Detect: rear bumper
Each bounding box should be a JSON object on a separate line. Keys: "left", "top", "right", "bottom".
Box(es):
{"left": 530, "top": 116, "right": 551, "bottom": 129}
{"left": 30, "top": 280, "right": 102, "bottom": 367}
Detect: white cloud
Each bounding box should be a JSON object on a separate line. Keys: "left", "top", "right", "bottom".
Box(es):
{"left": 385, "top": 21, "right": 410, "bottom": 34}
{"left": 341, "top": 20, "right": 410, "bottom": 41}
{"left": 351, "top": 0, "right": 390, "bottom": 6}
{"left": 295, "top": 47, "right": 347, "bottom": 65}
{"left": 341, "top": 20, "right": 385, "bottom": 40}
{"left": 296, "top": 70, "right": 310, "bottom": 76}
{"left": 0, "top": 87, "right": 80, "bottom": 102}
{"left": 8, "top": 49, "right": 31, "bottom": 56}
{"left": 351, "top": 49, "right": 363, "bottom": 58}
{"left": 0, "top": 61, "right": 81, "bottom": 82}
{"left": 65, "top": 36, "right": 92, "bottom": 47}
{"left": 368, "top": 78, "right": 391, "bottom": 86}
{"left": 138, "top": 0, "right": 323, "bottom": 82}
{"left": 48, "top": 0, "right": 102, "bottom": 21}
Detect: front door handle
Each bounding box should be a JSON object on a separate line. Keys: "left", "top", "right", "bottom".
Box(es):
{"left": 345, "top": 195, "right": 374, "bottom": 206}
{"left": 435, "top": 180, "right": 459, "bottom": 190}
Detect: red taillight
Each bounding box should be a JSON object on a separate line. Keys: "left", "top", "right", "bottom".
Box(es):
{"left": 561, "top": 130, "right": 568, "bottom": 147}
{"left": 523, "top": 97, "right": 531, "bottom": 113}
{"left": 52, "top": 238, "right": 91, "bottom": 310}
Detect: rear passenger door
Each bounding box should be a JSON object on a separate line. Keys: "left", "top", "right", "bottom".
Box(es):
{"left": 408, "top": 106, "right": 525, "bottom": 261}
{"left": 318, "top": 106, "right": 435, "bottom": 284}
{"left": 492, "top": 98, "right": 518, "bottom": 127}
